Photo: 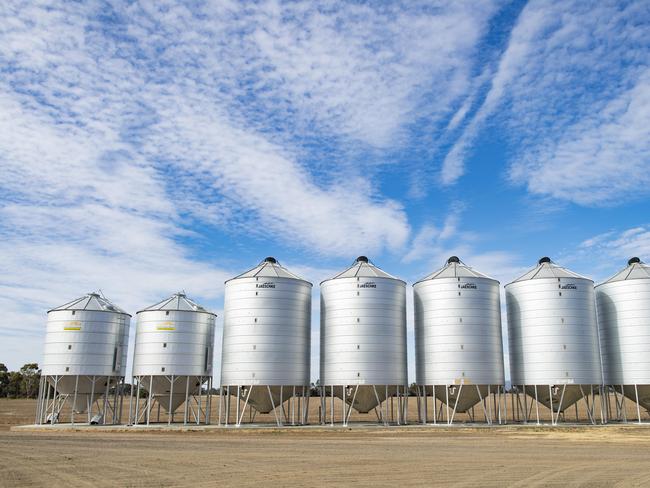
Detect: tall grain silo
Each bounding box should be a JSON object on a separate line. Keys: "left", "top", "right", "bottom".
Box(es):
{"left": 506, "top": 257, "right": 603, "bottom": 424}
{"left": 414, "top": 256, "right": 505, "bottom": 424}
{"left": 596, "top": 257, "right": 650, "bottom": 422}
{"left": 130, "top": 292, "right": 216, "bottom": 425}
{"left": 320, "top": 256, "right": 408, "bottom": 425}
{"left": 36, "top": 293, "right": 130, "bottom": 425}
{"left": 220, "top": 257, "right": 312, "bottom": 426}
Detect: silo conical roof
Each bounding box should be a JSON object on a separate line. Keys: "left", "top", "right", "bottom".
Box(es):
{"left": 137, "top": 292, "right": 216, "bottom": 315}
{"left": 227, "top": 257, "right": 310, "bottom": 283}
{"left": 48, "top": 292, "right": 130, "bottom": 315}
{"left": 598, "top": 258, "right": 650, "bottom": 284}
{"left": 508, "top": 257, "right": 590, "bottom": 284}
{"left": 323, "top": 256, "right": 403, "bottom": 283}
{"left": 414, "top": 256, "right": 496, "bottom": 284}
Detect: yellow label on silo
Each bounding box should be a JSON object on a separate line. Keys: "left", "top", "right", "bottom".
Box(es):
{"left": 157, "top": 322, "right": 175, "bottom": 331}
{"left": 64, "top": 321, "right": 81, "bottom": 331}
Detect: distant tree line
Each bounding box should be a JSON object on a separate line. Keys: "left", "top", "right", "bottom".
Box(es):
{"left": 0, "top": 363, "right": 41, "bottom": 398}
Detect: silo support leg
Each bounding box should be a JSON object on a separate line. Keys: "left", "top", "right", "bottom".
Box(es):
{"left": 476, "top": 385, "right": 489, "bottom": 424}
{"left": 330, "top": 386, "right": 334, "bottom": 426}
{"left": 522, "top": 384, "right": 529, "bottom": 423}
{"left": 552, "top": 384, "right": 566, "bottom": 426}
{"left": 319, "top": 387, "right": 324, "bottom": 425}
{"left": 384, "top": 385, "right": 389, "bottom": 426}
{"left": 635, "top": 384, "right": 642, "bottom": 424}
{"left": 184, "top": 377, "right": 191, "bottom": 425}
{"left": 372, "top": 386, "right": 383, "bottom": 424}
{"left": 237, "top": 386, "right": 252, "bottom": 426}
{"left": 218, "top": 387, "right": 223, "bottom": 426}
{"left": 197, "top": 376, "right": 203, "bottom": 425}
{"left": 445, "top": 385, "right": 450, "bottom": 424}
{"left": 345, "top": 385, "right": 359, "bottom": 425}
{"left": 432, "top": 385, "right": 437, "bottom": 425}
{"left": 487, "top": 385, "right": 493, "bottom": 425}
{"left": 52, "top": 375, "right": 59, "bottom": 424}
{"left": 168, "top": 376, "right": 174, "bottom": 425}
{"left": 449, "top": 384, "right": 462, "bottom": 424}
{"left": 206, "top": 377, "right": 212, "bottom": 425}
{"left": 280, "top": 386, "right": 288, "bottom": 424}
{"left": 35, "top": 376, "right": 44, "bottom": 424}
{"left": 146, "top": 376, "right": 153, "bottom": 425}
{"left": 534, "top": 386, "right": 540, "bottom": 425}
{"left": 579, "top": 385, "right": 595, "bottom": 424}
{"left": 341, "top": 386, "right": 347, "bottom": 426}
{"left": 71, "top": 375, "right": 79, "bottom": 425}
{"left": 134, "top": 377, "right": 141, "bottom": 425}
{"left": 267, "top": 385, "right": 281, "bottom": 427}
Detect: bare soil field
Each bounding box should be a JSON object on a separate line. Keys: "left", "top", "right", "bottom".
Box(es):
{"left": 1, "top": 399, "right": 650, "bottom": 487}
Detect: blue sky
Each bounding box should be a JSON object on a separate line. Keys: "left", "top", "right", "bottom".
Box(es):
{"left": 1, "top": 1, "right": 649, "bottom": 383}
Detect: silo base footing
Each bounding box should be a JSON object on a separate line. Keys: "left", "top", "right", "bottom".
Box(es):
{"left": 318, "top": 384, "right": 409, "bottom": 426}
{"left": 415, "top": 384, "right": 506, "bottom": 425}
{"left": 35, "top": 375, "right": 126, "bottom": 425}
{"left": 129, "top": 375, "right": 212, "bottom": 426}
{"left": 510, "top": 384, "right": 605, "bottom": 425}
{"left": 218, "top": 384, "right": 311, "bottom": 426}
{"left": 603, "top": 384, "right": 650, "bottom": 424}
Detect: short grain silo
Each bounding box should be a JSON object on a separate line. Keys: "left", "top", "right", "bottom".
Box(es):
{"left": 596, "top": 257, "right": 650, "bottom": 422}
{"left": 36, "top": 293, "right": 130, "bottom": 425}
{"left": 506, "top": 257, "right": 602, "bottom": 424}
{"left": 320, "top": 256, "right": 408, "bottom": 425}
{"left": 414, "top": 256, "right": 504, "bottom": 424}
{"left": 220, "top": 257, "right": 312, "bottom": 426}
{"left": 130, "top": 293, "right": 216, "bottom": 425}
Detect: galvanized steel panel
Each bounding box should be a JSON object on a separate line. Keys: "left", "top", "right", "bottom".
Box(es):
{"left": 597, "top": 260, "right": 650, "bottom": 385}
{"left": 221, "top": 272, "right": 312, "bottom": 386}
{"left": 414, "top": 271, "right": 504, "bottom": 386}
{"left": 321, "top": 266, "right": 407, "bottom": 387}
{"left": 506, "top": 262, "right": 602, "bottom": 386}
{"left": 132, "top": 309, "right": 215, "bottom": 377}
{"left": 42, "top": 308, "right": 130, "bottom": 382}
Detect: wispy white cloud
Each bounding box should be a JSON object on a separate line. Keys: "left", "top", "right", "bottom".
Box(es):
{"left": 441, "top": 0, "right": 650, "bottom": 205}
{"left": 578, "top": 226, "right": 650, "bottom": 269}
{"left": 511, "top": 70, "right": 650, "bottom": 205}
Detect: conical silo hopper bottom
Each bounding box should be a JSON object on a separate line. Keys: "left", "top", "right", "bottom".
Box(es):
{"left": 619, "top": 385, "right": 650, "bottom": 412}
{"left": 432, "top": 385, "right": 491, "bottom": 413}
{"left": 524, "top": 385, "right": 589, "bottom": 413}
{"left": 46, "top": 376, "right": 114, "bottom": 414}
{"left": 326, "top": 385, "right": 398, "bottom": 414}
{"left": 138, "top": 376, "right": 207, "bottom": 414}
{"left": 226, "top": 385, "right": 298, "bottom": 414}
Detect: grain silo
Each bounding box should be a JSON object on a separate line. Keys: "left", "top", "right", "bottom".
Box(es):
{"left": 596, "top": 257, "right": 650, "bottom": 422}
{"left": 320, "top": 256, "right": 408, "bottom": 425}
{"left": 220, "top": 257, "right": 312, "bottom": 426}
{"left": 130, "top": 292, "right": 216, "bottom": 425}
{"left": 414, "top": 256, "right": 505, "bottom": 424}
{"left": 506, "top": 257, "right": 603, "bottom": 424}
{"left": 36, "top": 293, "right": 130, "bottom": 425}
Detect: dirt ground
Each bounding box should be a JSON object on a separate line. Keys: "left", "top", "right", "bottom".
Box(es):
{"left": 1, "top": 399, "right": 650, "bottom": 487}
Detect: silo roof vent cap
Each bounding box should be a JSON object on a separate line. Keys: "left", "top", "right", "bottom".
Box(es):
{"left": 538, "top": 256, "right": 552, "bottom": 265}
{"left": 628, "top": 257, "right": 642, "bottom": 266}
{"left": 447, "top": 256, "right": 460, "bottom": 264}
{"left": 356, "top": 256, "right": 369, "bottom": 263}
{"left": 264, "top": 257, "right": 277, "bottom": 264}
